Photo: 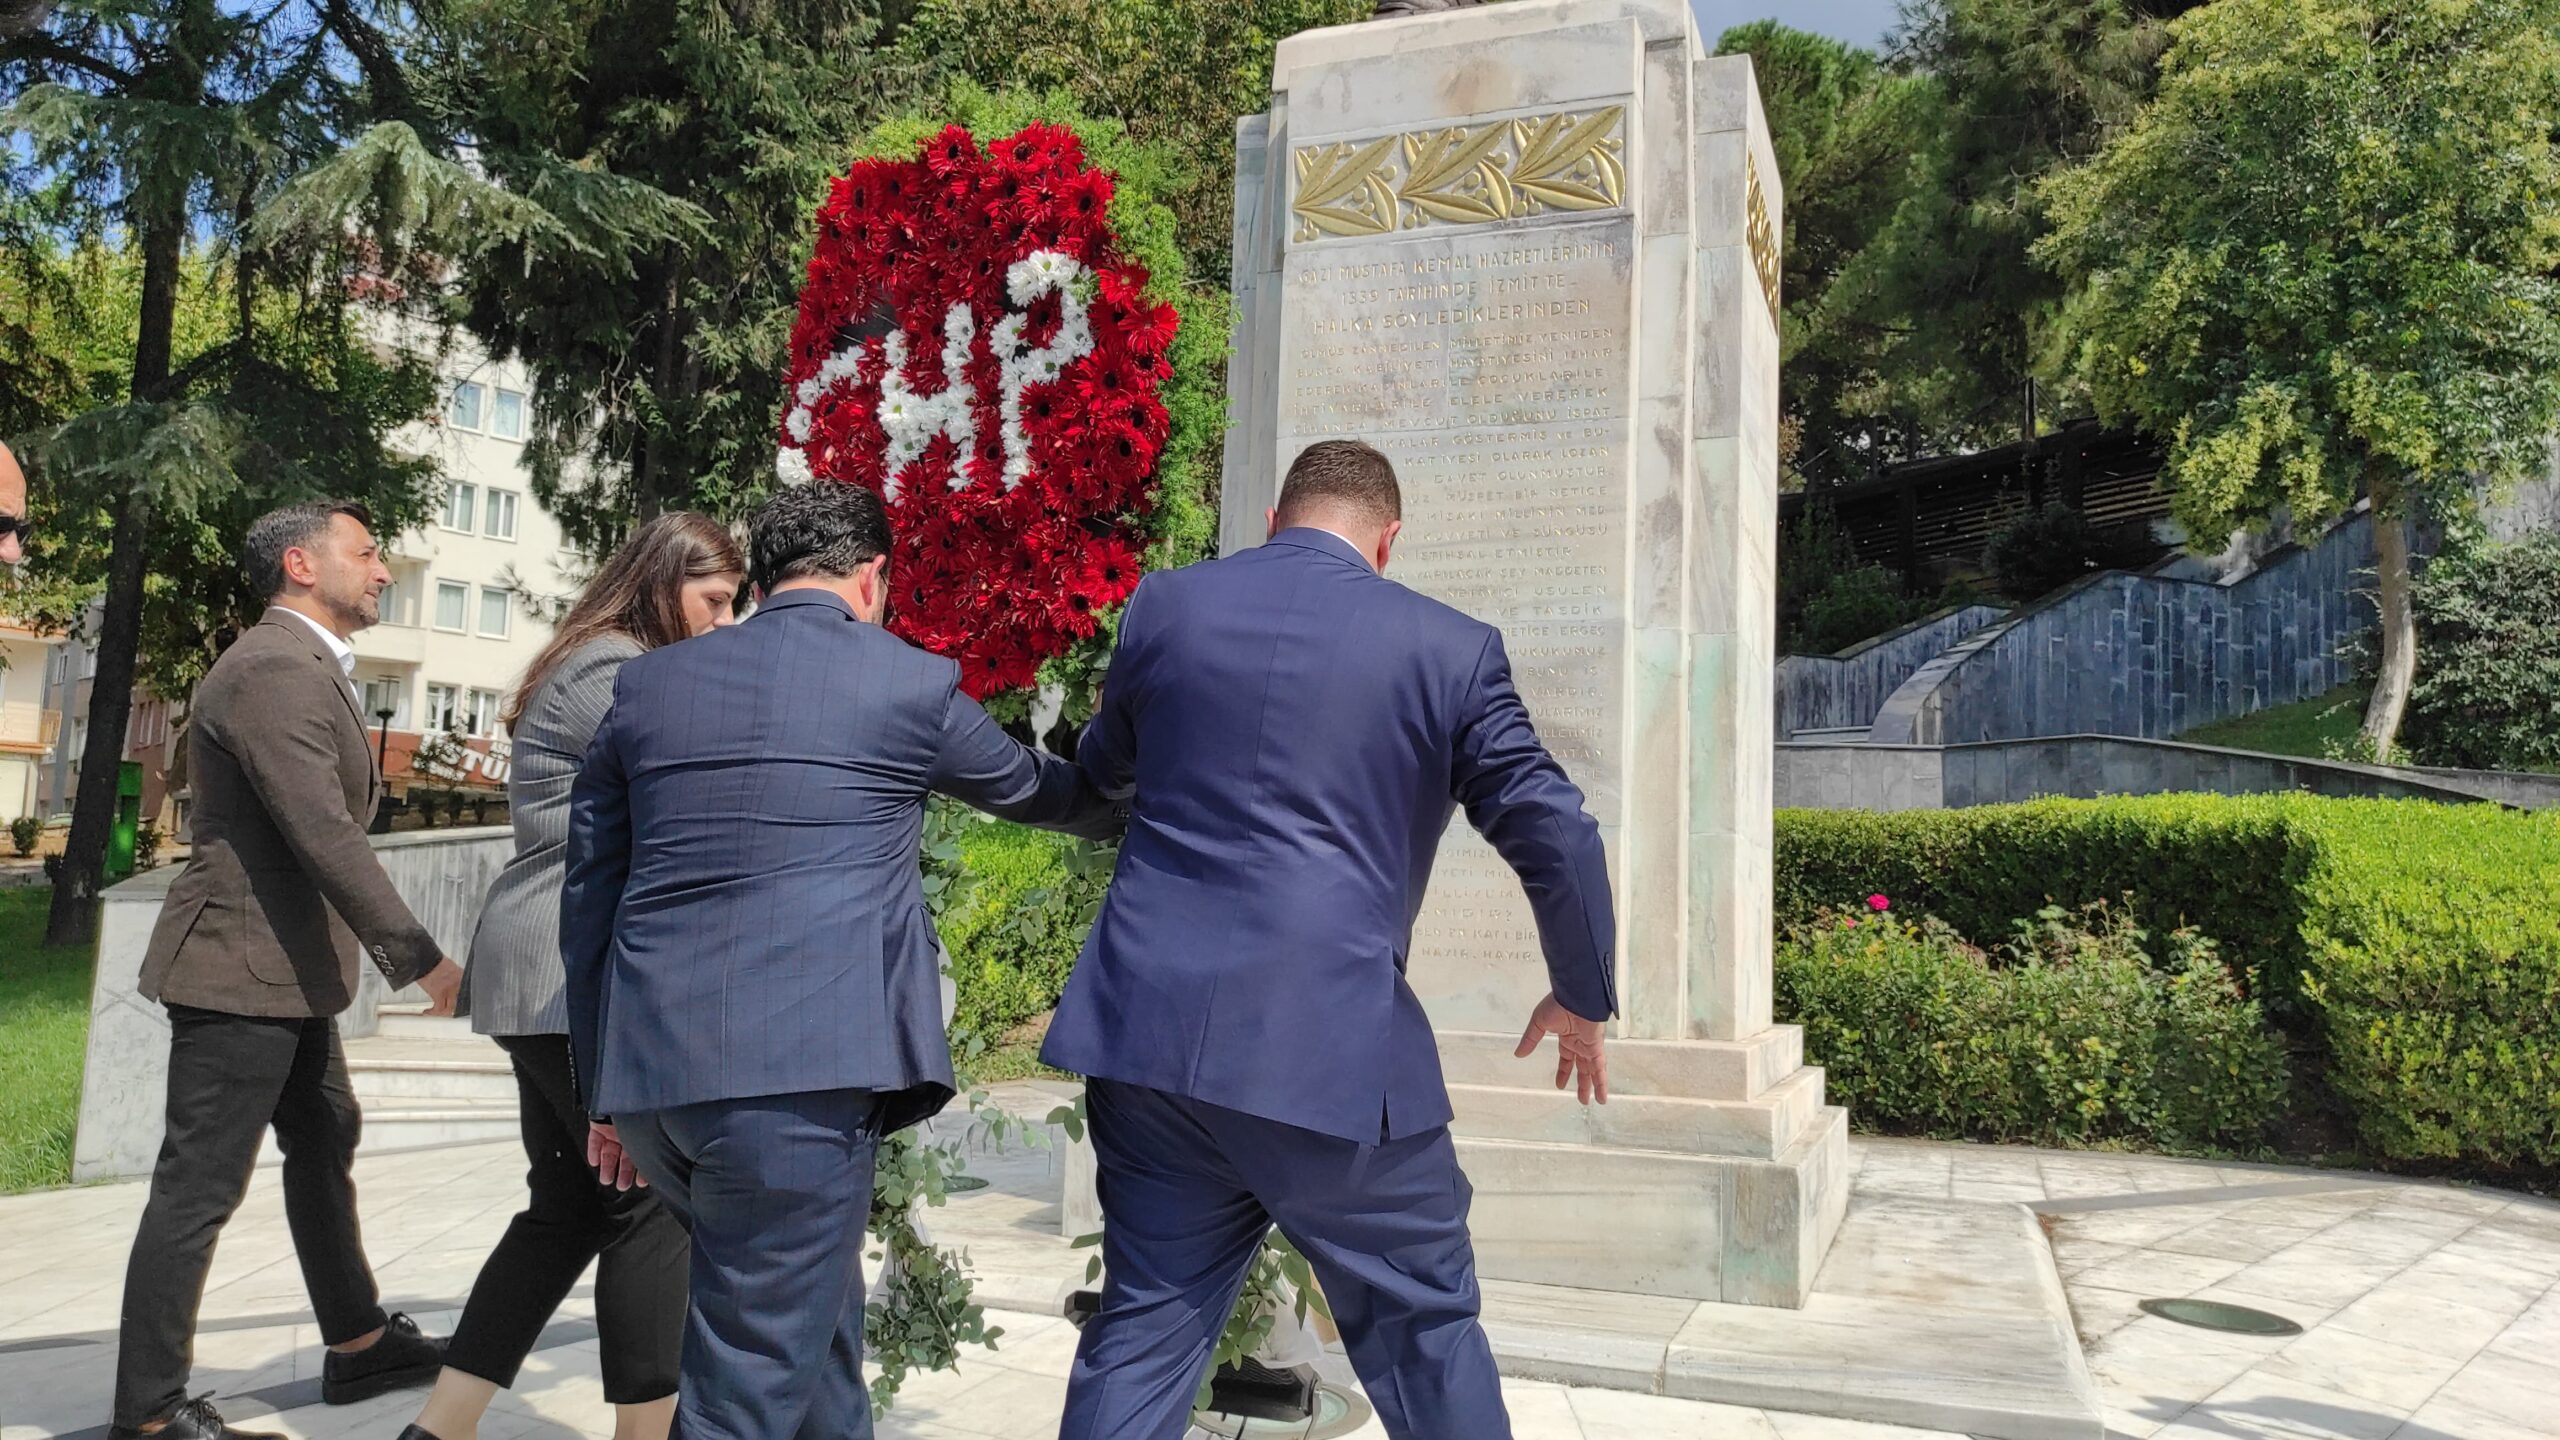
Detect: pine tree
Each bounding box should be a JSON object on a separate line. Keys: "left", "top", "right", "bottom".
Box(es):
{"left": 5, "top": 1, "right": 694, "bottom": 945}
{"left": 408, "top": 0, "right": 920, "bottom": 554}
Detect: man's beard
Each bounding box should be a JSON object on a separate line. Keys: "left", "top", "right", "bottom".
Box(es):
{"left": 325, "top": 587, "right": 380, "bottom": 632}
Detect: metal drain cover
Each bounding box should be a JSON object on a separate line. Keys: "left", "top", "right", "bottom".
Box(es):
{"left": 2139, "top": 1298, "right": 2303, "bottom": 1336}
{"left": 1193, "top": 1383, "right": 1375, "bottom": 1438}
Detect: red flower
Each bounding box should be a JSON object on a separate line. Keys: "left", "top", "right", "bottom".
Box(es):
{"left": 778, "top": 122, "right": 1177, "bottom": 699}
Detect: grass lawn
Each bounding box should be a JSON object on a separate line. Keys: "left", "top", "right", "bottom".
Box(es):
{"left": 0, "top": 888, "right": 97, "bottom": 1194}
{"left": 2177, "top": 684, "right": 2368, "bottom": 760}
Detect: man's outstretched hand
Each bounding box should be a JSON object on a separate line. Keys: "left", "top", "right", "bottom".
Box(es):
{"left": 1515, "top": 992, "right": 1608, "bottom": 1105}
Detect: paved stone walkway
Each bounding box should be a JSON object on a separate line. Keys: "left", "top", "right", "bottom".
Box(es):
{"left": 3, "top": 1110, "right": 2554, "bottom": 1440}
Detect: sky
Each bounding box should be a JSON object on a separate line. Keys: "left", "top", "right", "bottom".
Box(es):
{"left": 1694, "top": 0, "right": 1906, "bottom": 49}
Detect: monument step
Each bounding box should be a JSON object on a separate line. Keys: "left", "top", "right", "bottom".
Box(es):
{"left": 1790, "top": 726, "right": 1871, "bottom": 743}
{"left": 1447, "top": 1066, "right": 1824, "bottom": 1160}
{"left": 373, "top": 1005, "right": 471, "bottom": 1041}
{"left": 1455, "top": 1104, "right": 1853, "bottom": 1307}
{"left": 249, "top": 1098, "right": 519, "bottom": 1167}
{"left": 1479, "top": 1193, "right": 2104, "bottom": 1440}
{"left": 1436, "top": 1025, "right": 1804, "bottom": 1102}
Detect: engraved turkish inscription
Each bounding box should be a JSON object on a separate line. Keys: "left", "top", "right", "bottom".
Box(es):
{"left": 1274, "top": 215, "right": 1637, "bottom": 1032}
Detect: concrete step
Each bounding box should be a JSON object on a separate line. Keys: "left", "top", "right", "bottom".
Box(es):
{"left": 374, "top": 1004, "right": 469, "bottom": 1040}
{"left": 1438, "top": 1026, "right": 1805, "bottom": 1103}
{"left": 1449, "top": 1065, "right": 1826, "bottom": 1161}
{"left": 253, "top": 1098, "right": 519, "bottom": 1166}
{"left": 1791, "top": 726, "right": 1871, "bottom": 744}
{"left": 346, "top": 1022, "right": 515, "bottom": 1105}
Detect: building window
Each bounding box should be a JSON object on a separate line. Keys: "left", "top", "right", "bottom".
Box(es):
{"left": 483, "top": 489, "right": 519, "bottom": 542}
{"left": 477, "top": 586, "right": 513, "bottom": 638}
{"left": 378, "top": 575, "right": 417, "bottom": 628}
{"left": 490, "top": 387, "right": 527, "bottom": 441}
{"left": 360, "top": 676, "right": 409, "bottom": 727}
{"left": 434, "top": 581, "right": 469, "bottom": 632}
{"left": 466, "top": 688, "right": 503, "bottom": 736}
{"left": 442, "top": 480, "right": 478, "bottom": 532}
{"left": 447, "top": 381, "right": 485, "bottom": 431}
{"left": 425, "top": 682, "right": 460, "bottom": 732}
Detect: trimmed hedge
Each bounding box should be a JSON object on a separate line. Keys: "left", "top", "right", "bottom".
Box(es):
{"left": 1777, "top": 797, "right": 2560, "bottom": 1172}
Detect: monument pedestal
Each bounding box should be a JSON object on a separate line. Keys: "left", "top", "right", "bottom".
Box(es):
{"left": 1225, "top": 0, "right": 1846, "bottom": 1306}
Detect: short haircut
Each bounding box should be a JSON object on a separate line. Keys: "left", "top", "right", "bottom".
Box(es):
{"left": 1275, "top": 440, "right": 1401, "bottom": 529}
{"left": 245, "top": 500, "right": 375, "bottom": 600}
{"left": 749, "top": 482, "right": 893, "bottom": 591}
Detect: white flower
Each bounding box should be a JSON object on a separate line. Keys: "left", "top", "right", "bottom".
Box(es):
{"left": 775, "top": 446, "right": 814, "bottom": 486}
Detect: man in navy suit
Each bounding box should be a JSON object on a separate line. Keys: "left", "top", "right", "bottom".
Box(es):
{"left": 561, "top": 482, "right": 1116, "bottom": 1440}
{"left": 1043, "top": 439, "right": 1618, "bottom": 1439}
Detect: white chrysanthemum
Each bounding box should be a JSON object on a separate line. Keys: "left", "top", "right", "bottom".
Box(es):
{"left": 775, "top": 446, "right": 814, "bottom": 486}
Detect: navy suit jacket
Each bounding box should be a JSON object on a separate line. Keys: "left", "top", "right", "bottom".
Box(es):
{"left": 1041, "top": 528, "right": 1618, "bottom": 1144}
{"left": 563, "top": 588, "right": 1115, "bottom": 1130}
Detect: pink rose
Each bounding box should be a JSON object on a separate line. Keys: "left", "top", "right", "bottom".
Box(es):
{"left": 1867, "top": 894, "right": 1890, "bottom": 912}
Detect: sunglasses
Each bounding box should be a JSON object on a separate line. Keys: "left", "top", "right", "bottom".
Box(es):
{"left": 0, "top": 514, "right": 29, "bottom": 543}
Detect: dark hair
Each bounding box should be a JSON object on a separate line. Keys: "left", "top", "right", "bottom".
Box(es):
{"left": 749, "top": 483, "right": 892, "bottom": 591}
{"left": 1275, "top": 440, "right": 1401, "bottom": 529}
{"left": 245, "top": 500, "right": 376, "bottom": 600}
{"left": 504, "top": 512, "right": 745, "bottom": 731}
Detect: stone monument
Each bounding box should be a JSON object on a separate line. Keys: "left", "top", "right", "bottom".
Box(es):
{"left": 1221, "top": 0, "right": 1848, "bottom": 1306}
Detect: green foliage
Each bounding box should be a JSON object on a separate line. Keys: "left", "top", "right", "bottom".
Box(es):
{"left": 899, "top": 0, "right": 1369, "bottom": 283}
{"left": 133, "top": 822, "right": 162, "bottom": 871}
{"left": 410, "top": 0, "right": 920, "bottom": 553}
{"left": 1779, "top": 900, "right": 2287, "bottom": 1150}
{"left": 2398, "top": 534, "right": 2560, "bottom": 771}
{"left": 857, "top": 86, "right": 1227, "bottom": 715}
{"left": 8, "top": 818, "right": 38, "bottom": 858}
{"left": 865, "top": 1119, "right": 1009, "bottom": 1416}
{"left": 935, "top": 815, "right": 1113, "bottom": 1040}
{"left": 1778, "top": 500, "right": 1934, "bottom": 654}
{"left": 2176, "top": 684, "right": 2368, "bottom": 761}
{"left": 1788, "top": 0, "right": 2181, "bottom": 468}
{"left": 0, "top": 888, "right": 93, "bottom": 1193}
{"left": 1979, "top": 500, "right": 2157, "bottom": 602}
{"left": 1777, "top": 796, "right": 2560, "bottom": 1173}
{"left": 2038, "top": 0, "right": 2560, "bottom": 547}
{"left": 1714, "top": 23, "right": 1939, "bottom": 482}
{"left": 2290, "top": 802, "right": 2560, "bottom": 1168}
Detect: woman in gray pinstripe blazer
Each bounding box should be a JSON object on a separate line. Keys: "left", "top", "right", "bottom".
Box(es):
{"left": 400, "top": 514, "right": 743, "bottom": 1440}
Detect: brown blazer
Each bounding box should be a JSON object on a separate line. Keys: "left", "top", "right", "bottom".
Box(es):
{"left": 139, "top": 610, "right": 443, "bottom": 1018}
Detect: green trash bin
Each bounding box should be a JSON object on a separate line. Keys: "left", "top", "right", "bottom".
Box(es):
{"left": 105, "top": 760, "right": 144, "bottom": 881}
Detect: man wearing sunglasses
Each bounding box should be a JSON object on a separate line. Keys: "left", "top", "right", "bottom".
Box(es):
{"left": 0, "top": 439, "right": 27, "bottom": 566}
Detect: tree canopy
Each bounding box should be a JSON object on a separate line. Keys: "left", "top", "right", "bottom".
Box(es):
{"left": 2038, "top": 0, "right": 2560, "bottom": 747}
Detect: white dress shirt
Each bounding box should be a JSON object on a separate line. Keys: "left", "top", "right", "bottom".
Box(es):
{"left": 276, "top": 606, "right": 359, "bottom": 703}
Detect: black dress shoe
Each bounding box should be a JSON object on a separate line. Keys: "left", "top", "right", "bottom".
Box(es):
{"left": 321, "top": 1312, "right": 446, "bottom": 1405}
{"left": 395, "top": 1427, "right": 446, "bottom": 1440}
{"left": 107, "top": 1396, "right": 286, "bottom": 1440}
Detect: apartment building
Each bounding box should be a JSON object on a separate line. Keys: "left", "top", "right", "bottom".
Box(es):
{"left": 352, "top": 346, "right": 578, "bottom": 766}
{"left": 0, "top": 622, "right": 63, "bottom": 824}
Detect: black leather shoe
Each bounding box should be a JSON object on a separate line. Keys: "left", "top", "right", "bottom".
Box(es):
{"left": 321, "top": 1312, "right": 446, "bottom": 1405}
{"left": 395, "top": 1427, "right": 446, "bottom": 1440}
{"left": 107, "top": 1396, "right": 286, "bottom": 1440}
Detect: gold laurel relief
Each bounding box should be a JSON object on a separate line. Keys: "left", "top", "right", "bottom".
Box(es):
{"left": 1288, "top": 104, "right": 1627, "bottom": 241}
{"left": 1291, "top": 136, "right": 1398, "bottom": 241}
{"left": 1745, "top": 151, "right": 1781, "bottom": 327}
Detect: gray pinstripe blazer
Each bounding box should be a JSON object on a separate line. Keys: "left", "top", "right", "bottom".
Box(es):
{"left": 463, "top": 634, "right": 644, "bottom": 1036}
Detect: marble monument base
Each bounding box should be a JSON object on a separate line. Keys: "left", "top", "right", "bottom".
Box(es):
{"left": 1438, "top": 1027, "right": 1851, "bottom": 1306}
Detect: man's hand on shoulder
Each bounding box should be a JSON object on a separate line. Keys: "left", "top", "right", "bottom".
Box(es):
{"left": 415, "top": 957, "right": 464, "bottom": 1017}
{"left": 1515, "top": 992, "right": 1608, "bottom": 1105}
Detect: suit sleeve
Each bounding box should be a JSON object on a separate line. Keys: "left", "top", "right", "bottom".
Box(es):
{"left": 927, "top": 670, "right": 1122, "bottom": 842}
{"left": 1451, "top": 629, "right": 1619, "bottom": 1023}
{"left": 224, "top": 653, "right": 442, "bottom": 988}
{"left": 560, "top": 685, "right": 633, "bottom": 1111}
{"left": 1077, "top": 577, "right": 1148, "bottom": 801}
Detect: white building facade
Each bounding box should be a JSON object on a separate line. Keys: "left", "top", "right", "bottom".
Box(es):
{"left": 352, "top": 347, "right": 579, "bottom": 760}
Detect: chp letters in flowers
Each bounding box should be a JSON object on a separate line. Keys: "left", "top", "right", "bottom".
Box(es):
{"left": 780, "top": 122, "right": 1177, "bottom": 697}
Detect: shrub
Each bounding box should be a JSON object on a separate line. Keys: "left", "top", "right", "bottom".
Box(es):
{"left": 936, "top": 817, "right": 1113, "bottom": 1041}
{"left": 8, "top": 817, "right": 38, "bottom": 858}
{"left": 2398, "top": 532, "right": 2560, "bottom": 771}
{"left": 1779, "top": 900, "right": 2286, "bottom": 1151}
{"left": 1776, "top": 796, "right": 2560, "bottom": 1174}
{"left": 1780, "top": 500, "right": 1932, "bottom": 654}
{"left": 133, "top": 822, "right": 162, "bottom": 871}
{"left": 1981, "top": 501, "right": 2159, "bottom": 602}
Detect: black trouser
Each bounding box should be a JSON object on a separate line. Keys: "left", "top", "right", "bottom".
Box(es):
{"left": 444, "top": 1033, "right": 687, "bottom": 1403}
{"left": 115, "top": 1006, "right": 389, "bottom": 1429}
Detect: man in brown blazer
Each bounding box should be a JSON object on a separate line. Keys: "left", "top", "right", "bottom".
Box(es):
{"left": 111, "top": 501, "right": 464, "bottom": 1440}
